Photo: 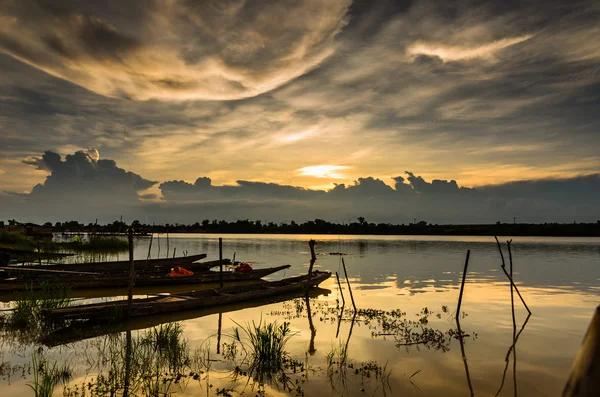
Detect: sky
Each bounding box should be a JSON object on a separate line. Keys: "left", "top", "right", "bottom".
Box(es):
{"left": 0, "top": 0, "right": 599, "bottom": 224}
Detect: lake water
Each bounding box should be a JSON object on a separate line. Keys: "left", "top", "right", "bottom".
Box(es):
{"left": 1, "top": 234, "right": 599, "bottom": 396}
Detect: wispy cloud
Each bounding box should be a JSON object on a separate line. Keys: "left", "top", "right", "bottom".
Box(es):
{"left": 406, "top": 35, "right": 534, "bottom": 62}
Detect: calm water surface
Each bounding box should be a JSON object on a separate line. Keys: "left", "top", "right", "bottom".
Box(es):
{"left": 1, "top": 234, "right": 599, "bottom": 396}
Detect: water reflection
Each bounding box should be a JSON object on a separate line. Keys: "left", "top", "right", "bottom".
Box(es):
{"left": 0, "top": 234, "right": 597, "bottom": 396}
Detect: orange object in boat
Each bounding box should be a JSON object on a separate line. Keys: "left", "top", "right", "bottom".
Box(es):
{"left": 235, "top": 263, "right": 253, "bottom": 273}
{"left": 168, "top": 266, "right": 194, "bottom": 277}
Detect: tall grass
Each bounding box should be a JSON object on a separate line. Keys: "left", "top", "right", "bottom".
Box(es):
{"left": 0, "top": 230, "right": 35, "bottom": 247}
{"left": 63, "top": 236, "right": 129, "bottom": 252}
{"left": 27, "top": 351, "right": 72, "bottom": 397}
{"left": 231, "top": 319, "right": 295, "bottom": 385}
{"left": 8, "top": 283, "right": 71, "bottom": 329}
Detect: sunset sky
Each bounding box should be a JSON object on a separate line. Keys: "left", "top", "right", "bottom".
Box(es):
{"left": 1, "top": 0, "right": 599, "bottom": 224}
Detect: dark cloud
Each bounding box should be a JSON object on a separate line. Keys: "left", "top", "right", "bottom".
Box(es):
{"left": 2, "top": 150, "right": 600, "bottom": 224}
{"left": 0, "top": 0, "right": 599, "bottom": 213}
{"left": 2, "top": 149, "right": 158, "bottom": 221}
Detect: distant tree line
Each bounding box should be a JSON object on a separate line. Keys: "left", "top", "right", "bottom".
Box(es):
{"left": 34, "top": 218, "right": 600, "bottom": 237}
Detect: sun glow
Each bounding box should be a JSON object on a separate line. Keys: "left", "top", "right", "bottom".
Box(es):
{"left": 298, "top": 165, "right": 349, "bottom": 179}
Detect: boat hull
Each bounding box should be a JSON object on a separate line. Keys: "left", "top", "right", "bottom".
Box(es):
{"left": 43, "top": 271, "right": 331, "bottom": 323}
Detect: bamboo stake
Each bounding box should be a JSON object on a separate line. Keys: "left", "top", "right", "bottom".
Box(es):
{"left": 173, "top": 247, "right": 176, "bottom": 258}
{"left": 157, "top": 232, "right": 161, "bottom": 259}
{"left": 308, "top": 239, "right": 317, "bottom": 262}
{"left": 336, "top": 271, "right": 346, "bottom": 307}
{"left": 496, "top": 236, "right": 531, "bottom": 314}
{"left": 494, "top": 236, "right": 506, "bottom": 268}
{"left": 127, "top": 227, "right": 135, "bottom": 318}
{"left": 219, "top": 237, "right": 223, "bottom": 288}
{"left": 306, "top": 240, "right": 317, "bottom": 288}
{"left": 500, "top": 260, "right": 531, "bottom": 314}
{"left": 456, "top": 250, "right": 471, "bottom": 323}
{"left": 342, "top": 257, "right": 356, "bottom": 312}
{"left": 145, "top": 232, "right": 153, "bottom": 268}
{"left": 217, "top": 312, "right": 223, "bottom": 355}
{"left": 166, "top": 226, "right": 169, "bottom": 259}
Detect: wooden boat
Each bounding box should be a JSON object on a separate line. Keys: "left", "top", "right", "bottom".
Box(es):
{"left": 42, "top": 271, "right": 331, "bottom": 323}
{"left": 42, "top": 286, "right": 331, "bottom": 347}
{"left": 0, "top": 247, "right": 74, "bottom": 259}
{"left": 13, "top": 253, "right": 210, "bottom": 273}
{"left": 0, "top": 264, "right": 291, "bottom": 291}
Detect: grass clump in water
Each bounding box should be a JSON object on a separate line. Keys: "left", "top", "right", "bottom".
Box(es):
{"left": 63, "top": 235, "right": 129, "bottom": 252}
{"left": 28, "top": 351, "right": 72, "bottom": 397}
{"left": 230, "top": 319, "right": 300, "bottom": 388}
{"left": 5, "top": 283, "right": 71, "bottom": 330}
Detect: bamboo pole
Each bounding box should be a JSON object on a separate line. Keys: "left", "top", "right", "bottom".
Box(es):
{"left": 166, "top": 226, "right": 169, "bottom": 259}
{"left": 494, "top": 236, "right": 506, "bottom": 268}
{"left": 496, "top": 237, "right": 531, "bottom": 314}
{"left": 173, "top": 247, "right": 176, "bottom": 258}
{"left": 342, "top": 257, "right": 356, "bottom": 312}
{"left": 219, "top": 237, "right": 223, "bottom": 288}
{"left": 145, "top": 232, "right": 153, "bottom": 269}
{"left": 308, "top": 239, "right": 317, "bottom": 262}
{"left": 127, "top": 227, "right": 135, "bottom": 318}
{"left": 500, "top": 261, "right": 531, "bottom": 314}
{"left": 217, "top": 312, "right": 223, "bottom": 355}
{"left": 456, "top": 250, "right": 471, "bottom": 323}
{"left": 335, "top": 271, "right": 346, "bottom": 307}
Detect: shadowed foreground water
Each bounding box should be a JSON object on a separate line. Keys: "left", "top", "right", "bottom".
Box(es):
{"left": 1, "top": 234, "right": 599, "bottom": 396}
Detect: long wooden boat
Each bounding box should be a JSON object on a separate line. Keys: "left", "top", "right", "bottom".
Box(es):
{"left": 8, "top": 257, "right": 230, "bottom": 277}
{"left": 42, "top": 271, "right": 331, "bottom": 323}
{"left": 13, "top": 253, "right": 210, "bottom": 273}
{"left": 0, "top": 265, "right": 291, "bottom": 291}
{"left": 0, "top": 247, "right": 74, "bottom": 259}
{"left": 42, "top": 286, "right": 331, "bottom": 347}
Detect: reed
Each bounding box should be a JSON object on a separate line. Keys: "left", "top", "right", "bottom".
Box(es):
{"left": 65, "top": 235, "right": 129, "bottom": 252}
{"left": 231, "top": 319, "right": 295, "bottom": 385}
{"left": 27, "top": 351, "right": 72, "bottom": 397}
{"left": 0, "top": 230, "right": 35, "bottom": 247}
{"left": 9, "top": 283, "right": 71, "bottom": 328}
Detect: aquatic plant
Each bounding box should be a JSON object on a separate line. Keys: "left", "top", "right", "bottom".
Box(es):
{"left": 59, "top": 236, "right": 129, "bottom": 252}
{"left": 11, "top": 283, "right": 71, "bottom": 327}
{"left": 325, "top": 342, "right": 392, "bottom": 396}
{"left": 231, "top": 320, "right": 294, "bottom": 379}
{"left": 140, "top": 322, "right": 190, "bottom": 372}
{"left": 227, "top": 319, "right": 309, "bottom": 392}
{"left": 0, "top": 229, "right": 35, "bottom": 247}
{"left": 27, "top": 351, "right": 72, "bottom": 397}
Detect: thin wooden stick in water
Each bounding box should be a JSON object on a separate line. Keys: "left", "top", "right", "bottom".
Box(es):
{"left": 336, "top": 271, "right": 346, "bottom": 307}
{"left": 342, "top": 258, "right": 356, "bottom": 312}
{"left": 219, "top": 237, "right": 223, "bottom": 288}
{"left": 306, "top": 240, "right": 317, "bottom": 287}
{"left": 494, "top": 236, "right": 506, "bottom": 268}
{"left": 145, "top": 233, "right": 153, "bottom": 268}
{"left": 166, "top": 226, "right": 169, "bottom": 259}
{"left": 217, "top": 313, "right": 222, "bottom": 355}
{"left": 157, "top": 233, "right": 161, "bottom": 259}
{"left": 456, "top": 250, "right": 471, "bottom": 323}
{"left": 127, "top": 227, "right": 135, "bottom": 318}
{"left": 500, "top": 265, "right": 531, "bottom": 314}
{"left": 173, "top": 247, "right": 176, "bottom": 259}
